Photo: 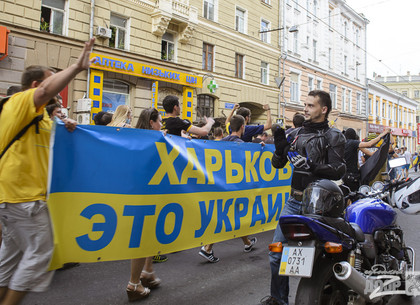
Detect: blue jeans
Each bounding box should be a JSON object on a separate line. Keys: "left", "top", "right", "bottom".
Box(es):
{"left": 268, "top": 198, "right": 302, "bottom": 305}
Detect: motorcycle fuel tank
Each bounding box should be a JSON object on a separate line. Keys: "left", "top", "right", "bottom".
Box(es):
{"left": 345, "top": 198, "right": 397, "bottom": 234}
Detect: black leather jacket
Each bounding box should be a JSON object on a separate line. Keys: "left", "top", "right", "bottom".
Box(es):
{"left": 272, "top": 124, "right": 346, "bottom": 192}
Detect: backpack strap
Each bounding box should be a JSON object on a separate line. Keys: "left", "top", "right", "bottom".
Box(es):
{"left": 0, "top": 114, "right": 44, "bottom": 160}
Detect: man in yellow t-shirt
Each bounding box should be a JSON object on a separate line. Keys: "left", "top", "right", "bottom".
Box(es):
{"left": 0, "top": 38, "right": 95, "bottom": 305}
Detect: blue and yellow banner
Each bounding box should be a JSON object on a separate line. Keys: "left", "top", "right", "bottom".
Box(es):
{"left": 48, "top": 123, "right": 292, "bottom": 269}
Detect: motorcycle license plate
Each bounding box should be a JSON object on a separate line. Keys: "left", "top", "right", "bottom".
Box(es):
{"left": 279, "top": 246, "right": 315, "bottom": 277}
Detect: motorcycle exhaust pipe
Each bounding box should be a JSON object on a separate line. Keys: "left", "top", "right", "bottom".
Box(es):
{"left": 333, "top": 262, "right": 379, "bottom": 302}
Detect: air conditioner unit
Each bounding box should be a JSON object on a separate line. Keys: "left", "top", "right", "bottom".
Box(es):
{"left": 76, "top": 113, "right": 91, "bottom": 125}
{"left": 77, "top": 98, "right": 92, "bottom": 112}
{"left": 96, "top": 26, "right": 112, "bottom": 38}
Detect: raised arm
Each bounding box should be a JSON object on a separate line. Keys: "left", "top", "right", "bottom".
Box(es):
{"left": 359, "top": 127, "right": 391, "bottom": 148}
{"left": 33, "top": 38, "right": 95, "bottom": 109}
{"left": 189, "top": 117, "right": 215, "bottom": 137}
{"left": 263, "top": 104, "right": 272, "bottom": 131}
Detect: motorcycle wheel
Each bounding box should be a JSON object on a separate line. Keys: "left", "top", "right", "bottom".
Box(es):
{"left": 295, "top": 259, "right": 349, "bottom": 305}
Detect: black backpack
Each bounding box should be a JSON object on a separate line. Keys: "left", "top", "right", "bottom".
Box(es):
{"left": 0, "top": 96, "right": 44, "bottom": 160}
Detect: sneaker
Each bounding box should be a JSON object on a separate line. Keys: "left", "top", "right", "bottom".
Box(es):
{"left": 244, "top": 237, "right": 257, "bottom": 253}
{"left": 152, "top": 254, "right": 168, "bottom": 263}
{"left": 259, "top": 296, "right": 280, "bottom": 305}
{"left": 198, "top": 247, "right": 219, "bottom": 263}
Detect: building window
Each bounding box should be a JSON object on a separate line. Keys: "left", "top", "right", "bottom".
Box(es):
{"left": 235, "top": 7, "right": 246, "bottom": 33}
{"left": 261, "top": 62, "right": 268, "bottom": 85}
{"left": 329, "top": 84, "right": 337, "bottom": 109}
{"left": 376, "top": 100, "right": 379, "bottom": 117}
{"left": 347, "top": 89, "right": 352, "bottom": 113}
{"left": 40, "top": 0, "right": 66, "bottom": 35}
{"left": 356, "top": 93, "right": 362, "bottom": 114}
{"left": 235, "top": 53, "right": 244, "bottom": 79}
{"left": 261, "top": 19, "right": 270, "bottom": 43}
{"left": 313, "top": 40, "right": 317, "bottom": 62}
{"left": 308, "top": 77, "right": 314, "bottom": 91}
{"left": 342, "top": 88, "right": 346, "bottom": 111}
{"left": 356, "top": 61, "right": 360, "bottom": 79}
{"left": 290, "top": 72, "right": 300, "bottom": 103}
{"left": 161, "top": 32, "right": 175, "bottom": 62}
{"left": 202, "top": 43, "right": 214, "bottom": 71}
{"left": 204, "top": 0, "right": 215, "bottom": 21}
{"left": 110, "top": 14, "right": 128, "bottom": 50}
{"left": 388, "top": 105, "right": 392, "bottom": 119}
{"left": 414, "top": 90, "right": 420, "bottom": 98}
{"left": 382, "top": 102, "right": 385, "bottom": 119}
{"left": 197, "top": 95, "right": 215, "bottom": 118}
{"left": 313, "top": 0, "right": 318, "bottom": 16}
{"left": 328, "top": 48, "right": 332, "bottom": 69}
{"left": 102, "top": 79, "right": 130, "bottom": 113}
{"left": 355, "top": 29, "right": 359, "bottom": 45}
{"left": 316, "top": 79, "right": 322, "bottom": 90}
{"left": 293, "top": 31, "right": 298, "bottom": 53}
{"left": 344, "top": 21, "right": 347, "bottom": 39}
{"left": 344, "top": 55, "right": 347, "bottom": 75}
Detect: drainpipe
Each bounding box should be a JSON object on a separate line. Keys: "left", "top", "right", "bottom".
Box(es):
{"left": 281, "top": 0, "right": 286, "bottom": 122}
{"left": 87, "top": 0, "right": 95, "bottom": 98}
{"left": 364, "top": 16, "right": 369, "bottom": 139}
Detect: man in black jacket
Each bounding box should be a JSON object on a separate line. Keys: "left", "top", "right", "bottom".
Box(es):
{"left": 259, "top": 90, "right": 346, "bottom": 305}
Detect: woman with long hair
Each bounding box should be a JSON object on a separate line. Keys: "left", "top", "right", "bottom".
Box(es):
{"left": 125, "top": 108, "right": 163, "bottom": 302}
{"left": 107, "top": 105, "right": 132, "bottom": 127}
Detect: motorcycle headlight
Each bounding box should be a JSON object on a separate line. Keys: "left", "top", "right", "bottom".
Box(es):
{"left": 372, "top": 181, "right": 384, "bottom": 192}
{"left": 358, "top": 185, "right": 371, "bottom": 195}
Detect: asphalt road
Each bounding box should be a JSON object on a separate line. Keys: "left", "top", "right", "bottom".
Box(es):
{"left": 22, "top": 171, "right": 420, "bottom": 305}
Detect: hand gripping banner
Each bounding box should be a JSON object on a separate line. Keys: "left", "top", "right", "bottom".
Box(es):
{"left": 47, "top": 123, "right": 292, "bottom": 269}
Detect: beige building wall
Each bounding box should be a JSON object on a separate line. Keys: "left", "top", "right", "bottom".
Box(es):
{"left": 1, "top": 0, "right": 283, "bottom": 128}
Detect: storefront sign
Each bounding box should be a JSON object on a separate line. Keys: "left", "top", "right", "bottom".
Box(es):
{"left": 392, "top": 128, "right": 413, "bottom": 137}
{"left": 225, "top": 102, "right": 235, "bottom": 109}
{"left": 368, "top": 123, "right": 384, "bottom": 133}
{"left": 90, "top": 53, "right": 202, "bottom": 88}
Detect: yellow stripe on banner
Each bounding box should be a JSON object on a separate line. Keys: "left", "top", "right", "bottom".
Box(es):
{"left": 47, "top": 186, "right": 290, "bottom": 269}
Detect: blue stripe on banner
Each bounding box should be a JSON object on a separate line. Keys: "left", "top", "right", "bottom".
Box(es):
{"left": 50, "top": 122, "right": 292, "bottom": 195}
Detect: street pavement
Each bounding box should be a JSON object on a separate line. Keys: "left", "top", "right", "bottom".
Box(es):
{"left": 22, "top": 170, "right": 420, "bottom": 305}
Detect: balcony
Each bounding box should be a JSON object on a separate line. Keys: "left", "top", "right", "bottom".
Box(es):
{"left": 151, "top": 0, "right": 198, "bottom": 43}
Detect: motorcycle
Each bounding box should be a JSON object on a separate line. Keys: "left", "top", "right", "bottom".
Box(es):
{"left": 271, "top": 158, "right": 420, "bottom": 305}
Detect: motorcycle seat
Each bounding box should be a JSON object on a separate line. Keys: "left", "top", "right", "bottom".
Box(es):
{"left": 309, "top": 215, "right": 361, "bottom": 242}
{"left": 349, "top": 222, "right": 365, "bottom": 242}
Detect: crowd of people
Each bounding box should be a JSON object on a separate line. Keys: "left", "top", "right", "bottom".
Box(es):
{"left": 1, "top": 36, "right": 419, "bottom": 305}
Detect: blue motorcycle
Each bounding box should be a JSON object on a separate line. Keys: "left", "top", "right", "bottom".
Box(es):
{"left": 272, "top": 175, "right": 420, "bottom": 305}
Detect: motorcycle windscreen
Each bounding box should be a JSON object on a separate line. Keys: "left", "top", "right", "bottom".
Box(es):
{"left": 360, "top": 133, "right": 390, "bottom": 185}
{"left": 302, "top": 187, "right": 342, "bottom": 217}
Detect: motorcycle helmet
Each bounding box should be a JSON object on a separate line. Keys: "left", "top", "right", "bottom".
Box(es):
{"left": 302, "top": 179, "right": 345, "bottom": 217}
{"left": 393, "top": 177, "right": 420, "bottom": 215}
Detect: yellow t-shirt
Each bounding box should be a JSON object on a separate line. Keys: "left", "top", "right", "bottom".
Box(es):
{"left": 0, "top": 89, "right": 53, "bottom": 203}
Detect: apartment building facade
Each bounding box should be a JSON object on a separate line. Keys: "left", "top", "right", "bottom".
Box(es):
{"left": 279, "top": 0, "right": 368, "bottom": 135}
{"left": 0, "top": 0, "right": 282, "bottom": 126}
{"left": 368, "top": 79, "right": 418, "bottom": 152}
{"left": 375, "top": 72, "right": 420, "bottom": 125}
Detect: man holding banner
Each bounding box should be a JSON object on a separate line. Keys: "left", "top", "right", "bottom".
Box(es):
{"left": 0, "top": 38, "right": 95, "bottom": 305}
{"left": 260, "top": 90, "right": 346, "bottom": 305}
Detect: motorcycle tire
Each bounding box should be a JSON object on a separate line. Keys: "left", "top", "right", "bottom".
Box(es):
{"left": 295, "top": 258, "right": 349, "bottom": 305}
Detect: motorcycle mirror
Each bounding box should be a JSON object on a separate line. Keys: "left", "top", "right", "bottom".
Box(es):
{"left": 388, "top": 157, "right": 407, "bottom": 169}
